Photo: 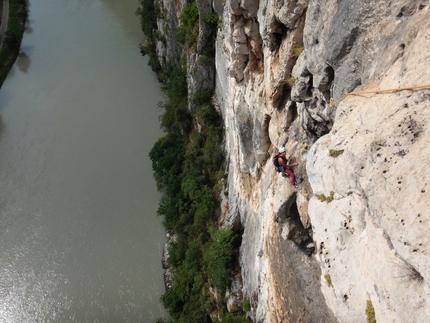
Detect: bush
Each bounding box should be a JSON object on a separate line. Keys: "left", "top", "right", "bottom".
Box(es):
{"left": 161, "top": 288, "right": 184, "bottom": 320}
{"left": 292, "top": 43, "right": 304, "bottom": 56}
{"left": 324, "top": 274, "right": 333, "bottom": 287}
{"left": 136, "top": 0, "right": 157, "bottom": 37}
{"left": 242, "top": 298, "right": 251, "bottom": 312}
{"left": 203, "top": 226, "right": 238, "bottom": 292}
{"left": 202, "top": 126, "right": 224, "bottom": 170}
{"left": 329, "top": 149, "right": 344, "bottom": 157}
{"left": 178, "top": 293, "right": 211, "bottom": 323}
{"left": 220, "top": 312, "right": 249, "bottom": 323}
{"left": 149, "top": 133, "right": 185, "bottom": 193}
{"left": 3, "top": 28, "right": 21, "bottom": 48}
{"left": 196, "top": 104, "right": 221, "bottom": 125}
{"left": 155, "top": 318, "right": 172, "bottom": 323}
{"left": 168, "top": 235, "right": 188, "bottom": 268}
{"left": 143, "top": 0, "right": 231, "bottom": 318}
{"left": 176, "top": 1, "right": 199, "bottom": 47}
{"left": 316, "top": 191, "right": 334, "bottom": 203}
{"left": 193, "top": 186, "right": 217, "bottom": 227}
{"left": 157, "top": 195, "right": 181, "bottom": 229}
{"left": 366, "top": 300, "right": 376, "bottom": 323}
{"left": 192, "top": 89, "right": 212, "bottom": 106}
{"left": 0, "top": 0, "right": 27, "bottom": 87}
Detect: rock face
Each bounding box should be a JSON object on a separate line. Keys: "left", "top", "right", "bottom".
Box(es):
{"left": 162, "top": 233, "right": 176, "bottom": 291}
{"left": 213, "top": 0, "right": 430, "bottom": 322}
{"left": 306, "top": 10, "right": 430, "bottom": 321}
{"left": 154, "top": 0, "right": 430, "bottom": 321}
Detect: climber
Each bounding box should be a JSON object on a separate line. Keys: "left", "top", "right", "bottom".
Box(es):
{"left": 273, "top": 146, "right": 299, "bottom": 188}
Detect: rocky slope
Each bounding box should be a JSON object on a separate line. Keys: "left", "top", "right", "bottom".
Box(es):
{"left": 155, "top": 0, "right": 430, "bottom": 322}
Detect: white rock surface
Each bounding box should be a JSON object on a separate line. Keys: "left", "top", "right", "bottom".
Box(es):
{"left": 214, "top": 0, "right": 430, "bottom": 322}
{"left": 307, "top": 10, "right": 430, "bottom": 321}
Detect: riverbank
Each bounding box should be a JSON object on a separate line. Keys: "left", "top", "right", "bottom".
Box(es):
{"left": 0, "top": 0, "right": 27, "bottom": 88}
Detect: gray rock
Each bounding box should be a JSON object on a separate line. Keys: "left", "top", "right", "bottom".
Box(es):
{"left": 226, "top": 276, "right": 244, "bottom": 312}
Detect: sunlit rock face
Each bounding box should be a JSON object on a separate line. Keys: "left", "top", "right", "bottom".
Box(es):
{"left": 213, "top": 0, "right": 430, "bottom": 322}
{"left": 306, "top": 9, "right": 430, "bottom": 321}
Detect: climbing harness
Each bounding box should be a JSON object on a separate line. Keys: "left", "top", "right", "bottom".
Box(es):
{"left": 329, "top": 83, "right": 430, "bottom": 108}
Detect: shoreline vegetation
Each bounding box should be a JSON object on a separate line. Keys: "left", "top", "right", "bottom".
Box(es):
{"left": 0, "top": 0, "right": 27, "bottom": 88}
{"left": 136, "top": 1, "right": 249, "bottom": 322}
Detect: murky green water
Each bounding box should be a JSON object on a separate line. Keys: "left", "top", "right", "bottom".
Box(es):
{"left": 0, "top": 0, "right": 166, "bottom": 321}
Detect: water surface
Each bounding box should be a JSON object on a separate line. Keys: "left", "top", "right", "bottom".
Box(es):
{"left": 0, "top": 0, "right": 166, "bottom": 322}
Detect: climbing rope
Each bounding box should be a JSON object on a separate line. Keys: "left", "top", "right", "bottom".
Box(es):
{"left": 329, "top": 83, "right": 430, "bottom": 108}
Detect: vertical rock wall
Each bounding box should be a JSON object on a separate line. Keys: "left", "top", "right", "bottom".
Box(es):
{"left": 214, "top": 0, "right": 430, "bottom": 322}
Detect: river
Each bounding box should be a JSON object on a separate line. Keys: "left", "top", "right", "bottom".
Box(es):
{"left": 0, "top": 0, "right": 166, "bottom": 322}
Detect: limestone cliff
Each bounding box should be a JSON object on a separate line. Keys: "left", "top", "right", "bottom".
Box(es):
{"left": 155, "top": 0, "right": 430, "bottom": 322}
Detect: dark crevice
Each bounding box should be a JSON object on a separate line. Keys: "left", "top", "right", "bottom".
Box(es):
{"left": 307, "top": 74, "right": 314, "bottom": 97}
{"left": 321, "top": 65, "right": 335, "bottom": 92}
{"left": 274, "top": 84, "right": 292, "bottom": 110}
{"left": 277, "top": 195, "right": 314, "bottom": 255}
{"left": 286, "top": 101, "right": 298, "bottom": 129}
{"left": 272, "top": 23, "right": 288, "bottom": 52}
{"left": 303, "top": 106, "right": 330, "bottom": 140}
{"left": 258, "top": 114, "right": 272, "bottom": 162}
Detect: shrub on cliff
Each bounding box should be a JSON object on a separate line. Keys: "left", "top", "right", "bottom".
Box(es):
{"left": 149, "top": 133, "right": 184, "bottom": 194}
{"left": 176, "top": 1, "right": 199, "bottom": 47}
{"left": 140, "top": 0, "right": 244, "bottom": 320}
{"left": 135, "top": 0, "right": 163, "bottom": 77}
{"left": 0, "top": 0, "right": 28, "bottom": 87}
{"left": 221, "top": 312, "right": 249, "bottom": 323}
{"left": 203, "top": 226, "right": 238, "bottom": 292}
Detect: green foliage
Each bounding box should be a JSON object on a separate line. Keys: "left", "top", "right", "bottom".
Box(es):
{"left": 167, "top": 235, "right": 187, "bottom": 268}
{"left": 157, "top": 195, "right": 180, "bottom": 230}
{"left": 317, "top": 191, "right": 335, "bottom": 203}
{"left": 366, "top": 300, "right": 376, "bottom": 323}
{"left": 159, "top": 65, "right": 193, "bottom": 134}
{"left": 178, "top": 293, "right": 211, "bottom": 323}
{"left": 3, "top": 28, "right": 21, "bottom": 48}
{"left": 329, "top": 149, "right": 344, "bottom": 157}
{"left": 262, "top": 6, "right": 267, "bottom": 16}
{"left": 203, "top": 226, "right": 238, "bottom": 292}
{"left": 155, "top": 318, "right": 172, "bottom": 323}
{"left": 220, "top": 312, "right": 249, "bottom": 323}
{"left": 181, "top": 1, "right": 199, "bottom": 26}
{"left": 196, "top": 104, "right": 220, "bottom": 124}
{"left": 292, "top": 43, "right": 304, "bottom": 56}
{"left": 135, "top": 0, "right": 163, "bottom": 78}
{"left": 193, "top": 89, "right": 222, "bottom": 128}
{"left": 136, "top": 0, "right": 157, "bottom": 37}
{"left": 202, "top": 12, "right": 220, "bottom": 31}
{"left": 4, "top": 0, "right": 28, "bottom": 50}
{"left": 174, "top": 262, "right": 201, "bottom": 301}
{"left": 161, "top": 288, "right": 184, "bottom": 320}
{"left": 154, "top": 30, "right": 167, "bottom": 43}
{"left": 149, "top": 133, "right": 185, "bottom": 193}
{"left": 192, "top": 89, "right": 213, "bottom": 106}
{"left": 242, "top": 298, "right": 251, "bottom": 312}
{"left": 141, "top": 0, "right": 232, "bottom": 319}
{"left": 193, "top": 186, "right": 217, "bottom": 227}
{"left": 176, "top": 1, "right": 199, "bottom": 47}
{"left": 0, "top": 0, "right": 27, "bottom": 87}
{"left": 324, "top": 274, "right": 333, "bottom": 287}
{"left": 202, "top": 126, "right": 224, "bottom": 170}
